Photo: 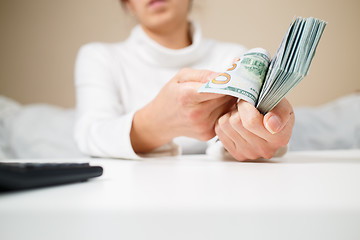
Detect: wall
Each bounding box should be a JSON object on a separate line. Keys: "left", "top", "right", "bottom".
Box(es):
{"left": 0, "top": 0, "right": 359, "bottom": 108}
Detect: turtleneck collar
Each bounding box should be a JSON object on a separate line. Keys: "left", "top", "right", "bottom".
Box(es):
{"left": 125, "top": 21, "right": 208, "bottom": 68}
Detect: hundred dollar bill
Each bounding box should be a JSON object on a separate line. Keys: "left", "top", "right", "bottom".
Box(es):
{"left": 198, "top": 48, "right": 271, "bottom": 106}
{"left": 199, "top": 17, "right": 327, "bottom": 114}
{"left": 256, "top": 17, "right": 327, "bottom": 114}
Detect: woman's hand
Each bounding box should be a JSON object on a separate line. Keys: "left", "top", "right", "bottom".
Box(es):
{"left": 215, "top": 98, "right": 295, "bottom": 161}
{"left": 131, "top": 68, "right": 236, "bottom": 153}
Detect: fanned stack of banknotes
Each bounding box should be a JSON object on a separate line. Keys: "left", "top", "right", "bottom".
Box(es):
{"left": 199, "top": 17, "right": 327, "bottom": 114}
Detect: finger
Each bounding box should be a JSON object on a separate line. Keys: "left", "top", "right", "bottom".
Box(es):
{"left": 217, "top": 111, "right": 267, "bottom": 161}
{"left": 265, "top": 102, "right": 295, "bottom": 147}
{"left": 176, "top": 68, "right": 220, "bottom": 84}
{"left": 237, "top": 99, "right": 294, "bottom": 151}
{"left": 227, "top": 110, "right": 272, "bottom": 159}
{"left": 263, "top": 98, "right": 294, "bottom": 134}
{"left": 237, "top": 100, "right": 272, "bottom": 139}
{"left": 237, "top": 100, "right": 292, "bottom": 145}
{"left": 202, "top": 95, "right": 236, "bottom": 113}
{"left": 207, "top": 97, "right": 237, "bottom": 126}
{"left": 216, "top": 111, "right": 260, "bottom": 161}
{"left": 215, "top": 114, "right": 238, "bottom": 154}
{"left": 196, "top": 92, "right": 229, "bottom": 102}
{"left": 177, "top": 81, "right": 227, "bottom": 105}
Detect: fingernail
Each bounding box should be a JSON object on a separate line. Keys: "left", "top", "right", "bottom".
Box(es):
{"left": 265, "top": 115, "right": 282, "bottom": 134}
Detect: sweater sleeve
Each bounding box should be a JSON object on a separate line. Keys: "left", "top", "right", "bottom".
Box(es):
{"left": 74, "top": 43, "right": 179, "bottom": 159}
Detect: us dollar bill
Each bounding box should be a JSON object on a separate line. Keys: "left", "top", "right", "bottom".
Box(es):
{"left": 198, "top": 48, "right": 270, "bottom": 106}
{"left": 199, "top": 17, "right": 327, "bottom": 114}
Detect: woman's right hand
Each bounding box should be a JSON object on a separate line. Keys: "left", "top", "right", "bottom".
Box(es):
{"left": 131, "top": 68, "right": 236, "bottom": 153}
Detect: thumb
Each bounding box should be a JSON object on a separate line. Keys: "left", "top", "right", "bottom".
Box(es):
{"left": 263, "top": 98, "right": 293, "bottom": 134}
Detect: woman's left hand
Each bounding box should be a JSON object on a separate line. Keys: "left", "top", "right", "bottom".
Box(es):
{"left": 215, "top": 98, "right": 295, "bottom": 161}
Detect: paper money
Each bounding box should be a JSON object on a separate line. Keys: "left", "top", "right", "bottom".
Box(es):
{"left": 199, "top": 17, "right": 327, "bottom": 114}
{"left": 199, "top": 48, "right": 270, "bottom": 105}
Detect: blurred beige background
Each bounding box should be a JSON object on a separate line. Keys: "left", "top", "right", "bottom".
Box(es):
{"left": 0, "top": 0, "right": 359, "bottom": 108}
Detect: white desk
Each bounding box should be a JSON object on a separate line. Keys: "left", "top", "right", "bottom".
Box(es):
{"left": 1, "top": 150, "right": 360, "bottom": 240}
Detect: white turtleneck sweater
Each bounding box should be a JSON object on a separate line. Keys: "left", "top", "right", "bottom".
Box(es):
{"left": 74, "top": 22, "right": 248, "bottom": 159}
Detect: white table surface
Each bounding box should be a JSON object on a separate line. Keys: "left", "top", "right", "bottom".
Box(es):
{"left": 1, "top": 150, "right": 360, "bottom": 240}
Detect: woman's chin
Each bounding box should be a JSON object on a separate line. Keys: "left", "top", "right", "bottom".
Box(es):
{"left": 146, "top": 15, "right": 178, "bottom": 31}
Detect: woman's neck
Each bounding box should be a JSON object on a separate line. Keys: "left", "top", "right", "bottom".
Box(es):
{"left": 142, "top": 21, "right": 192, "bottom": 49}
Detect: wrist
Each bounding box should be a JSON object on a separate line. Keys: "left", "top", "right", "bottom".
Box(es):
{"left": 130, "top": 104, "right": 174, "bottom": 153}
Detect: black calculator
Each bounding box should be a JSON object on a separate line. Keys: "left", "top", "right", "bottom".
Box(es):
{"left": 0, "top": 162, "right": 103, "bottom": 191}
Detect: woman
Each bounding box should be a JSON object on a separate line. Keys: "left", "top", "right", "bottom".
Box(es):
{"left": 74, "top": 0, "right": 294, "bottom": 160}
